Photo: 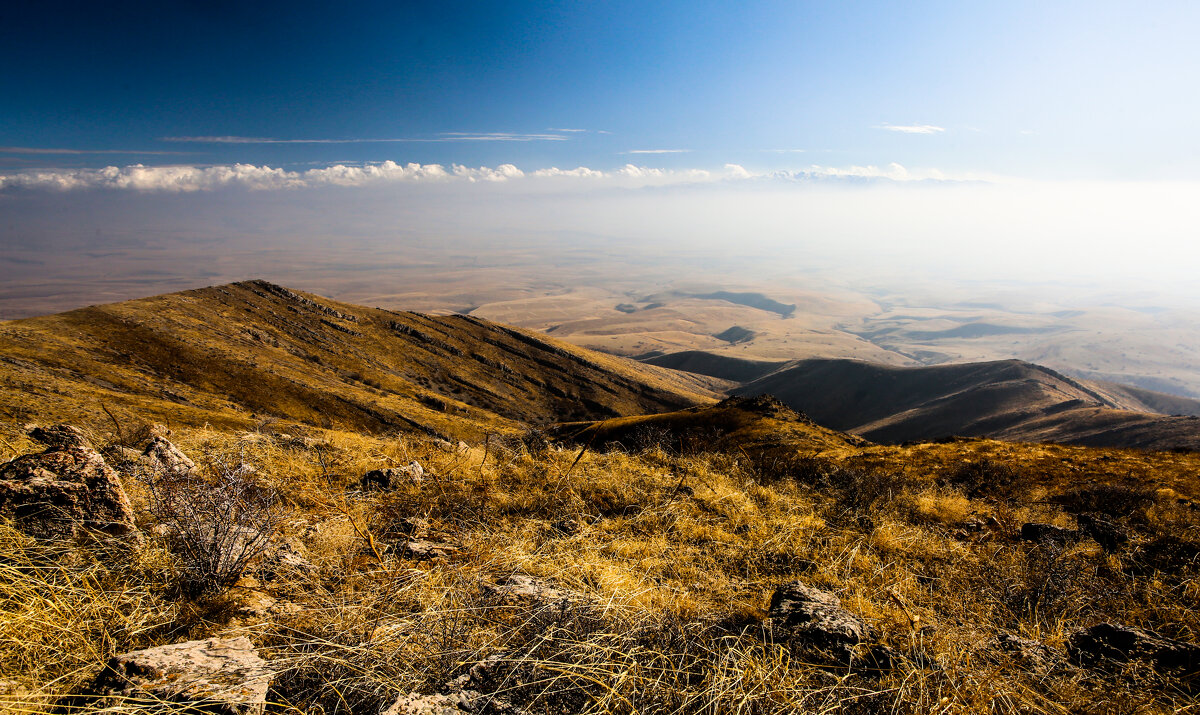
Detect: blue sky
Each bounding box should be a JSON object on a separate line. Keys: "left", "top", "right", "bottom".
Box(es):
{"left": 5, "top": 0, "right": 1199, "bottom": 179}
{"left": 4, "top": 1, "right": 1200, "bottom": 319}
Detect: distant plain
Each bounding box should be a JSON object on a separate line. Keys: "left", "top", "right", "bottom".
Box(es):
{"left": 4, "top": 229, "right": 1198, "bottom": 399}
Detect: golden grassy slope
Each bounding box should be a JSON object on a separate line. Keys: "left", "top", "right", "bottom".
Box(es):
{"left": 2, "top": 415, "right": 1199, "bottom": 713}
{"left": 0, "top": 280, "right": 719, "bottom": 441}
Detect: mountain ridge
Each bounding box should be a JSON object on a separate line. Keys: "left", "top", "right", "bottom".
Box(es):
{"left": 0, "top": 280, "right": 720, "bottom": 440}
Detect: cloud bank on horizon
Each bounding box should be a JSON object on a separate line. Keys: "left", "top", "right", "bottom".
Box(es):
{"left": 0, "top": 160, "right": 964, "bottom": 193}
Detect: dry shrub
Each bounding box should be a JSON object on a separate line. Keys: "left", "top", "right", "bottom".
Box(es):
{"left": 941, "top": 458, "right": 1028, "bottom": 500}
{"left": 141, "top": 445, "right": 285, "bottom": 595}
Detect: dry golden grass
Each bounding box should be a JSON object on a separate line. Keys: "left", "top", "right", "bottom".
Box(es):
{"left": 3, "top": 418, "right": 1200, "bottom": 713}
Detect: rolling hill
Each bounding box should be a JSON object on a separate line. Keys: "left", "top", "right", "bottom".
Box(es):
{"left": 550, "top": 394, "right": 868, "bottom": 458}
{"left": 0, "top": 280, "right": 720, "bottom": 440}
{"left": 730, "top": 357, "right": 1200, "bottom": 449}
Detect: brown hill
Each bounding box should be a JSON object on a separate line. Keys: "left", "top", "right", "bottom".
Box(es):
{"left": 0, "top": 280, "right": 719, "bottom": 440}
{"left": 550, "top": 394, "right": 867, "bottom": 458}
{"left": 730, "top": 358, "right": 1200, "bottom": 450}
{"left": 641, "top": 350, "right": 785, "bottom": 383}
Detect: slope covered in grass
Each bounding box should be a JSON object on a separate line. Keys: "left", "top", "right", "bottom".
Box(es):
{"left": 0, "top": 281, "right": 719, "bottom": 441}
{"left": 2, "top": 416, "right": 1199, "bottom": 713}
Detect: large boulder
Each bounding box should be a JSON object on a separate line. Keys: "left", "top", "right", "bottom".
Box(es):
{"left": 1067, "top": 623, "right": 1200, "bottom": 677}
{"left": 0, "top": 424, "right": 139, "bottom": 542}
{"left": 768, "top": 582, "right": 871, "bottom": 662}
{"left": 90, "top": 636, "right": 273, "bottom": 715}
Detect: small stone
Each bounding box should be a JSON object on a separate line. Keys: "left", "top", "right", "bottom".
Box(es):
{"left": 362, "top": 461, "right": 424, "bottom": 490}
{"left": 768, "top": 582, "right": 871, "bottom": 663}
{"left": 403, "top": 539, "right": 458, "bottom": 560}
{"left": 89, "top": 637, "right": 273, "bottom": 715}
{"left": 486, "top": 574, "right": 573, "bottom": 604}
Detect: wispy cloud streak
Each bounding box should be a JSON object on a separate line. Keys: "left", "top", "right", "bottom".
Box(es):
{"left": 1, "top": 146, "right": 192, "bottom": 155}
{"left": 875, "top": 124, "right": 945, "bottom": 134}
{"left": 163, "top": 132, "right": 571, "bottom": 144}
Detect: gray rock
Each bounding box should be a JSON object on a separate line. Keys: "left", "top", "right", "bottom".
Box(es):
{"left": 90, "top": 636, "right": 273, "bottom": 715}
{"left": 0, "top": 425, "right": 139, "bottom": 542}
{"left": 381, "top": 692, "right": 465, "bottom": 715}
{"left": 486, "top": 574, "right": 572, "bottom": 604}
{"left": 142, "top": 435, "right": 196, "bottom": 476}
{"left": 402, "top": 539, "right": 458, "bottom": 560}
{"left": 362, "top": 461, "right": 424, "bottom": 490}
{"left": 1067, "top": 623, "right": 1200, "bottom": 676}
{"left": 1019, "top": 522, "right": 1079, "bottom": 545}
{"left": 768, "top": 582, "right": 870, "bottom": 662}
{"left": 993, "top": 632, "right": 1066, "bottom": 673}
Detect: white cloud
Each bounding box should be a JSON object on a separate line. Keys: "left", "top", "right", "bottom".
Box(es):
{"left": 452, "top": 163, "right": 525, "bottom": 181}
{"left": 0, "top": 160, "right": 973, "bottom": 194}
{"left": 723, "top": 163, "right": 752, "bottom": 179}
{"left": 876, "top": 124, "right": 946, "bottom": 134}
{"left": 530, "top": 166, "right": 608, "bottom": 178}
{"left": 622, "top": 149, "right": 692, "bottom": 154}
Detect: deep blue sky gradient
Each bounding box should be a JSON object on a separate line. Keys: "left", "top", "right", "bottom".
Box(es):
{"left": 4, "top": 1, "right": 1199, "bottom": 178}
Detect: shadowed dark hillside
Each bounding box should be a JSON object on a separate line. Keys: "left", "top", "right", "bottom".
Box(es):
{"left": 551, "top": 394, "right": 866, "bottom": 457}
{"left": 641, "top": 350, "right": 785, "bottom": 383}
{"left": 731, "top": 358, "right": 1200, "bottom": 450}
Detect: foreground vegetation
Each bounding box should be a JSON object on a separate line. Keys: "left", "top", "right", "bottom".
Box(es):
{"left": 2, "top": 411, "right": 1199, "bottom": 714}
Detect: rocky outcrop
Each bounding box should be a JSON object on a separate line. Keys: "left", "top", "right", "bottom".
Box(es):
{"left": 768, "top": 582, "right": 871, "bottom": 662}
{"left": 0, "top": 424, "right": 139, "bottom": 542}
{"left": 1067, "top": 623, "right": 1200, "bottom": 677}
{"left": 90, "top": 637, "right": 273, "bottom": 715}
{"left": 142, "top": 435, "right": 197, "bottom": 475}
{"left": 362, "top": 461, "right": 424, "bottom": 490}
